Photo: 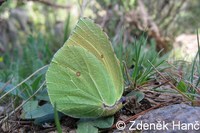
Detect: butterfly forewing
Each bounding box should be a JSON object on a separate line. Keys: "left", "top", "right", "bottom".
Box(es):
{"left": 67, "top": 18, "right": 124, "bottom": 100}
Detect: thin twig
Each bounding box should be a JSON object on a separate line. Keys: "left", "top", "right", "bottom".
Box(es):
{"left": 151, "top": 80, "right": 170, "bottom": 90}
{"left": 147, "top": 60, "right": 193, "bottom": 102}
{"left": 0, "top": 79, "right": 12, "bottom": 94}
{"left": 0, "top": 65, "right": 48, "bottom": 101}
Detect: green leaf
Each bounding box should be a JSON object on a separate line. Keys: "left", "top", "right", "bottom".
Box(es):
{"left": 21, "top": 82, "right": 32, "bottom": 99}
{"left": 30, "top": 75, "right": 43, "bottom": 92}
{"left": 77, "top": 122, "right": 98, "bottom": 133}
{"left": 92, "top": 116, "right": 114, "bottom": 128}
{"left": 35, "top": 89, "right": 49, "bottom": 101}
{"left": 34, "top": 112, "right": 64, "bottom": 125}
{"left": 177, "top": 80, "right": 187, "bottom": 93}
{"left": 21, "top": 103, "right": 54, "bottom": 119}
{"left": 63, "top": 12, "right": 71, "bottom": 43}
{"left": 46, "top": 18, "right": 124, "bottom": 118}
{"left": 126, "top": 90, "right": 145, "bottom": 103}
{"left": 21, "top": 100, "right": 38, "bottom": 114}
{"left": 77, "top": 116, "right": 114, "bottom": 133}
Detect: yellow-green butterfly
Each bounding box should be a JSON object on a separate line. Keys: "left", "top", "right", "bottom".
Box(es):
{"left": 46, "top": 18, "right": 124, "bottom": 118}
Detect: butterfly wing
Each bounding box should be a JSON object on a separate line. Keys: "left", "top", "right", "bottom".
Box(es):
{"left": 46, "top": 45, "right": 120, "bottom": 118}
{"left": 67, "top": 18, "right": 124, "bottom": 100}
{"left": 46, "top": 18, "right": 124, "bottom": 118}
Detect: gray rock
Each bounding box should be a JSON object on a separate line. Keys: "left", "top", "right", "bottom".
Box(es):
{"left": 115, "top": 104, "right": 200, "bottom": 133}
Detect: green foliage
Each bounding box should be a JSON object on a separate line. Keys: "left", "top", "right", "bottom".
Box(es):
{"left": 0, "top": 82, "right": 21, "bottom": 97}
{"left": 177, "top": 80, "right": 188, "bottom": 93}
{"left": 20, "top": 75, "right": 44, "bottom": 100}
{"left": 122, "top": 0, "right": 136, "bottom": 11}
{"left": 115, "top": 36, "right": 168, "bottom": 88}
{"left": 176, "top": 1, "right": 200, "bottom": 34}
{"left": 21, "top": 101, "right": 56, "bottom": 124}
{"left": 175, "top": 31, "right": 200, "bottom": 101}
{"left": 0, "top": 78, "right": 58, "bottom": 125}
{"left": 54, "top": 103, "right": 62, "bottom": 133}
{"left": 0, "top": 34, "right": 52, "bottom": 83}
{"left": 77, "top": 116, "right": 114, "bottom": 133}
{"left": 63, "top": 13, "right": 71, "bottom": 43}
{"left": 0, "top": 0, "right": 12, "bottom": 12}
{"left": 77, "top": 123, "right": 98, "bottom": 133}
{"left": 190, "top": 30, "right": 200, "bottom": 88}
{"left": 0, "top": 2, "right": 75, "bottom": 126}
{"left": 132, "top": 40, "right": 167, "bottom": 87}
{"left": 0, "top": 33, "right": 52, "bottom": 122}
{"left": 0, "top": 71, "right": 47, "bottom": 100}
{"left": 0, "top": 66, "right": 55, "bottom": 125}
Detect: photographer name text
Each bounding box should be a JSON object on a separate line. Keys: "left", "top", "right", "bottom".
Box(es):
{"left": 116, "top": 120, "right": 200, "bottom": 131}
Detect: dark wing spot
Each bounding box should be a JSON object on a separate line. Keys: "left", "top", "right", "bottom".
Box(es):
{"left": 100, "top": 54, "right": 104, "bottom": 58}
{"left": 76, "top": 72, "right": 81, "bottom": 77}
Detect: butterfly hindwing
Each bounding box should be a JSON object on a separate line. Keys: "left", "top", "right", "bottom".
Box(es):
{"left": 46, "top": 45, "right": 116, "bottom": 118}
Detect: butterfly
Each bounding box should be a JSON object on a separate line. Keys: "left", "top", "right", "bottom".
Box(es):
{"left": 46, "top": 18, "right": 124, "bottom": 118}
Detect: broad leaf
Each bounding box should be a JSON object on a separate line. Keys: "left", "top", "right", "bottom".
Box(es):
{"left": 77, "top": 116, "right": 114, "bottom": 133}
